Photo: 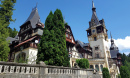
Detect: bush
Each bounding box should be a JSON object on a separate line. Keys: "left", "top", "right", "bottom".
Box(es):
{"left": 76, "top": 58, "right": 89, "bottom": 69}
{"left": 102, "top": 68, "right": 110, "bottom": 78}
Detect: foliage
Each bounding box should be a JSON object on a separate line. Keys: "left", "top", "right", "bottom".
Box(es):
{"left": 121, "top": 53, "right": 127, "bottom": 65}
{"left": 15, "top": 56, "right": 28, "bottom": 63}
{"left": 121, "top": 53, "right": 130, "bottom": 76}
{"left": 0, "top": 0, "right": 16, "bottom": 61}
{"left": 117, "top": 74, "right": 121, "bottom": 78}
{"left": 76, "top": 58, "right": 89, "bottom": 69}
{"left": 8, "top": 27, "right": 18, "bottom": 38}
{"left": 102, "top": 68, "right": 110, "bottom": 78}
{"left": 37, "top": 9, "right": 70, "bottom": 67}
{"left": 120, "top": 66, "right": 130, "bottom": 78}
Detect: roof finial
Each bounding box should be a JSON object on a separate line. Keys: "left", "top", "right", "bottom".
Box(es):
{"left": 92, "top": 0, "right": 95, "bottom": 8}
{"left": 110, "top": 32, "right": 112, "bottom": 39}
{"left": 32, "top": 3, "right": 38, "bottom": 11}
{"left": 36, "top": 2, "right": 38, "bottom": 8}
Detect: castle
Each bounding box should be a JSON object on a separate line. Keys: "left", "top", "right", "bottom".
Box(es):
{"left": 7, "top": 1, "right": 122, "bottom": 78}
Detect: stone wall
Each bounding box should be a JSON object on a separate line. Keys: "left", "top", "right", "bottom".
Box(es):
{"left": 0, "top": 62, "right": 101, "bottom": 78}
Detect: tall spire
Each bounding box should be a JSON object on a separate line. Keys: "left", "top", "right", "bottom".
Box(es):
{"left": 110, "top": 32, "right": 114, "bottom": 43}
{"left": 92, "top": 0, "right": 96, "bottom": 12}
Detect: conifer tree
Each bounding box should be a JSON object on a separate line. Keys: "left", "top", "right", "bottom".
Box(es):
{"left": 0, "top": 0, "right": 16, "bottom": 61}
{"left": 37, "top": 9, "right": 70, "bottom": 67}
{"left": 37, "top": 11, "right": 55, "bottom": 65}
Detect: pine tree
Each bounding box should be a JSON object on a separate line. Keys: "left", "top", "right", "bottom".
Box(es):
{"left": 0, "top": 0, "right": 16, "bottom": 61}
{"left": 37, "top": 9, "right": 70, "bottom": 67}
{"left": 102, "top": 68, "right": 110, "bottom": 78}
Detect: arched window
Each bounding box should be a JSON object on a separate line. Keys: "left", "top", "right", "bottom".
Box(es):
{"left": 100, "top": 65, "right": 103, "bottom": 71}
{"left": 90, "top": 65, "right": 93, "bottom": 69}
{"left": 16, "top": 52, "right": 26, "bottom": 63}
{"left": 95, "top": 65, "right": 99, "bottom": 71}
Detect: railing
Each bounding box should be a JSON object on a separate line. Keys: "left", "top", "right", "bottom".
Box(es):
{"left": 88, "top": 58, "right": 105, "bottom": 62}
{"left": 0, "top": 62, "right": 39, "bottom": 74}
{"left": 0, "top": 61, "right": 101, "bottom": 78}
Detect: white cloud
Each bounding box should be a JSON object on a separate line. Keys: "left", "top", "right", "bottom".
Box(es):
{"left": 124, "top": 52, "right": 130, "bottom": 55}
{"left": 108, "top": 36, "right": 130, "bottom": 55}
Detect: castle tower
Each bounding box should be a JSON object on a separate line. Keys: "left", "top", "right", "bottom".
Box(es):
{"left": 87, "top": 1, "right": 111, "bottom": 59}
{"left": 87, "top": 1, "right": 111, "bottom": 73}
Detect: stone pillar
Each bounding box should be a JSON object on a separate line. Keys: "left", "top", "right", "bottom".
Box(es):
{"left": 0, "top": 65, "right": 3, "bottom": 73}
{"left": 93, "top": 64, "right": 96, "bottom": 73}
{"left": 99, "top": 64, "right": 101, "bottom": 73}
{"left": 93, "top": 64, "right": 95, "bottom": 69}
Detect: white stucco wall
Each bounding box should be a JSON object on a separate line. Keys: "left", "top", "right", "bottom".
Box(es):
{"left": 15, "top": 47, "right": 38, "bottom": 64}
{"left": 28, "top": 48, "right": 38, "bottom": 64}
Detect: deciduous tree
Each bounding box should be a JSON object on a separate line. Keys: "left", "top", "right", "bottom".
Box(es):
{"left": 0, "top": 0, "right": 16, "bottom": 61}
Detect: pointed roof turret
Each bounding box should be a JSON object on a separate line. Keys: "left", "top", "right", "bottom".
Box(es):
{"left": 110, "top": 32, "right": 118, "bottom": 50}
{"left": 110, "top": 33, "right": 119, "bottom": 58}
{"left": 22, "top": 7, "right": 41, "bottom": 28}
{"left": 91, "top": 0, "right": 100, "bottom": 26}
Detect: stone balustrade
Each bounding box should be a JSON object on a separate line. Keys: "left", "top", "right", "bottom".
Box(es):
{"left": 0, "top": 61, "right": 101, "bottom": 78}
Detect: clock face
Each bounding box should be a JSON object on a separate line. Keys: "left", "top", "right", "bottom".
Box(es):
{"left": 92, "top": 29, "right": 95, "bottom": 33}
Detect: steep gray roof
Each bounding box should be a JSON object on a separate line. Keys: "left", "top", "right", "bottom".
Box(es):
{"left": 110, "top": 50, "right": 119, "bottom": 58}
{"left": 24, "top": 8, "right": 41, "bottom": 28}
{"left": 110, "top": 34, "right": 119, "bottom": 58}
{"left": 76, "top": 40, "right": 89, "bottom": 49}
{"left": 6, "top": 37, "right": 18, "bottom": 44}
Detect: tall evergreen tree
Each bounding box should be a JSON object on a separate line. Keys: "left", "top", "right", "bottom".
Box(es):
{"left": 0, "top": 0, "right": 16, "bottom": 61}
{"left": 52, "top": 9, "right": 69, "bottom": 66}
{"left": 37, "top": 9, "right": 70, "bottom": 67}
{"left": 37, "top": 11, "right": 55, "bottom": 65}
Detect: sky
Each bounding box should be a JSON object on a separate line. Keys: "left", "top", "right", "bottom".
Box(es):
{"left": 9, "top": 0, "right": 130, "bottom": 55}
